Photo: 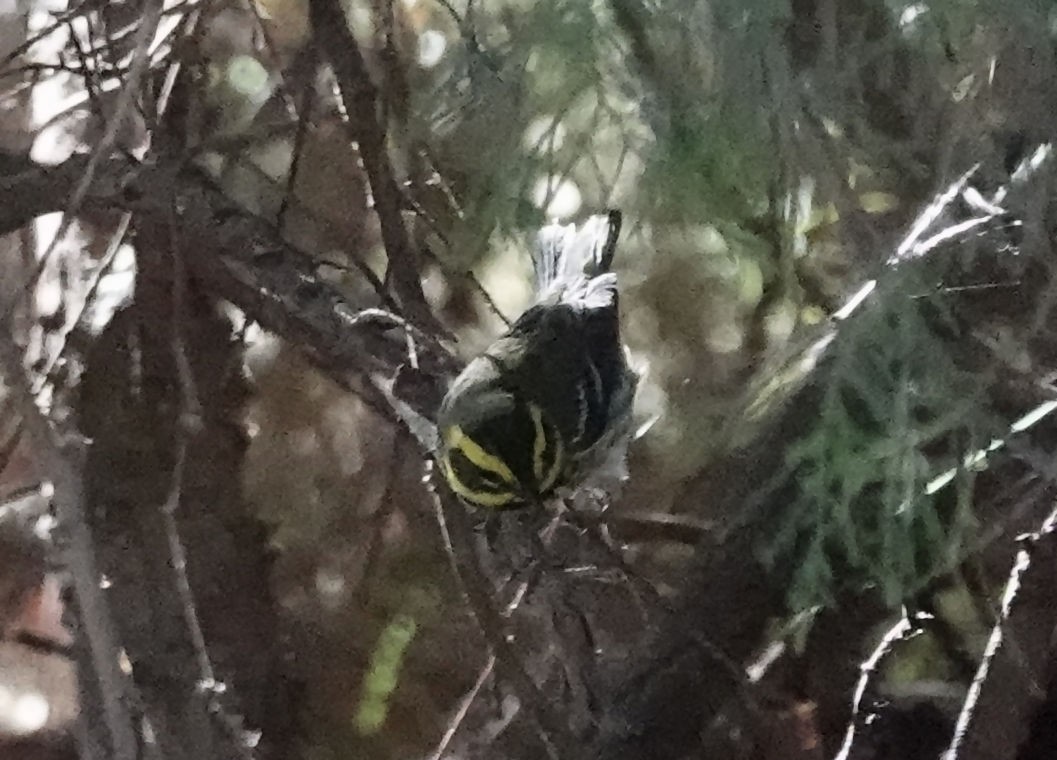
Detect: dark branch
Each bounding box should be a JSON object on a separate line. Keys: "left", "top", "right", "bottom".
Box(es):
{"left": 0, "top": 153, "right": 457, "bottom": 438}
{"left": 0, "top": 337, "right": 138, "bottom": 760}
{"left": 430, "top": 472, "right": 578, "bottom": 760}
{"left": 307, "top": 0, "right": 437, "bottom": 332}
{"left": 942, "top": 505, "right": 1057, "bottom": 760}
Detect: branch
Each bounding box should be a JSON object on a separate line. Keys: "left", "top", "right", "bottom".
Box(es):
{"left": 589, "top": 152, "right": 1054, "bottom": 760}
{"left": 307, "top": 0, "right": 437, "bottom": 332}
{"left": 832, "top": 615, "right": 917, "bottom": 760}
{"left": 941, "top": 504, "right": 1057, "bottom": 760}
{"left": 0, "top": 153, "right": 127, "bottom": 237}
{"left": 430, "top": 471, "right": 578, "bottom": 760}
{"left": 426, "top": 653, "right": 496, "bottom": 760}
{"left": 0, "top": 339, "right": 138, "bottom": 760}
{"left": 0, "top": 153, "right": 456, "bottom": 442}
{"left": 589, "top": 521, "right": 777, "bottom": 760}
{"left": 159, "top": 238, "right": 255, "bottom": 758}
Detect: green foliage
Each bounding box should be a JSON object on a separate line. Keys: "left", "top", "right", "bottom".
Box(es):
{"left": 760, "top": 272, "right": 998, "bottom": 611}
{"left": 413, "top": 0, "right": 800, "bottom": 264}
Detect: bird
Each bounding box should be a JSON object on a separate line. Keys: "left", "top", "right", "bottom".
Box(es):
{"left": 436, "top": 210, "right": 635, "bottom": 509}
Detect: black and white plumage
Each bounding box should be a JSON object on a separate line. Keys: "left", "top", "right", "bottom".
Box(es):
{"left": 436, "top": 211, "right": 636, "bottom": 508}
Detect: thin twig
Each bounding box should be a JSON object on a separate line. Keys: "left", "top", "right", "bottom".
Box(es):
{"left": 940, "top": 503, "right": 1057, "bottom": 760}
{"left": 426, "top": 652, "right": 496, "bottom": 760}
{"left": 430, "top": 472, "right": 577, "bottom": 760}
{"left": 308, "top": 0, "right": 437, "bottom": 330}
{"left": 0, "top": 0, "right": 163, "bottom": 335}
{"left": 30, "top": 212, "right": 132, "bottom": 397}
{"left": 243, "top": 0, "right": 300, "bottom": 120}
{"left": 411, "top": 219, "right": 511, "bottom": 327}
{"left": 0, "top": 337, "right": 138, "bottom": 760}
{"left": 276, "top": 55, "right": 316, "bottom": 233}
{"left": 0, "top": 0, "right": 111, "bottom": 72}
{"left": 833, "top": 615, "right": 916, "bottom": 760}
{"left": 164, "top": 216, "right": 255, "bottom": 758}
{"left": 355, "top": 428, "right": 408, "bottom": 606}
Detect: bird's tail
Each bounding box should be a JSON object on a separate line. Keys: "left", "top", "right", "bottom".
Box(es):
{"left": 532, "top": 210, "right": 622, "bottom": 295}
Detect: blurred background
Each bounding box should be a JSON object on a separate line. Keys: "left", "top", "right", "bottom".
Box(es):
{"left": 2, "top": 1, "right": 1057, "bottom": 759}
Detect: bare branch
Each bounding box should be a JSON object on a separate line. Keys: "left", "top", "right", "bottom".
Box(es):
{"left": 0, "top": 338, "right": 137, "bottom": 760}
{"left": 162, "top": 222, "right": 256, "bottom": 758}
{"left": 0, "top": 0, "right": 162, "bottom": 330}
{"left": 833, "top": 615, "right": 917, "bottom": 760}
{"left": 0, "top": 153, "right": 458, "bottom": 402}
{"left": 430, "top": 471, "right": 578, "bottom": 760}
{"left": 941, "top": 504, "right": 1057, "bottom": 760}
{"left": 0, "top": 153, "right": 129, "bottom": 237}
{"left": 307, "top": 0, "right": 437, "bottom": 331}
{"left": 426, "top": 653, "right": 496, "bottom": 760}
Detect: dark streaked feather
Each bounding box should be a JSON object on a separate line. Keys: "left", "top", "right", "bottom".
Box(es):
{"left": 580, "top": 357, "right": 607, "bottom": 445}
{"left": 436, "top": 209, "right": 634, "bottom": 507}
{"left": 572, "top": 379, "right": 589, "bottom": 444}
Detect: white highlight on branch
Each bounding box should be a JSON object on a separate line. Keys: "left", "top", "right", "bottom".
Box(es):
{"left": 834, "top": 616, "right": 917, "bottom": 760}
{"left": 924, "top": 399, "right": 1057, "bottom": 495}
{"left": 940, "top": 503, "right": 1057, "bottom": 759}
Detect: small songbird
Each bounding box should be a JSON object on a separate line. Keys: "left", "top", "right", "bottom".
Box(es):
{"left": 436, "top": 211, "right": 635, "bottom": 508}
